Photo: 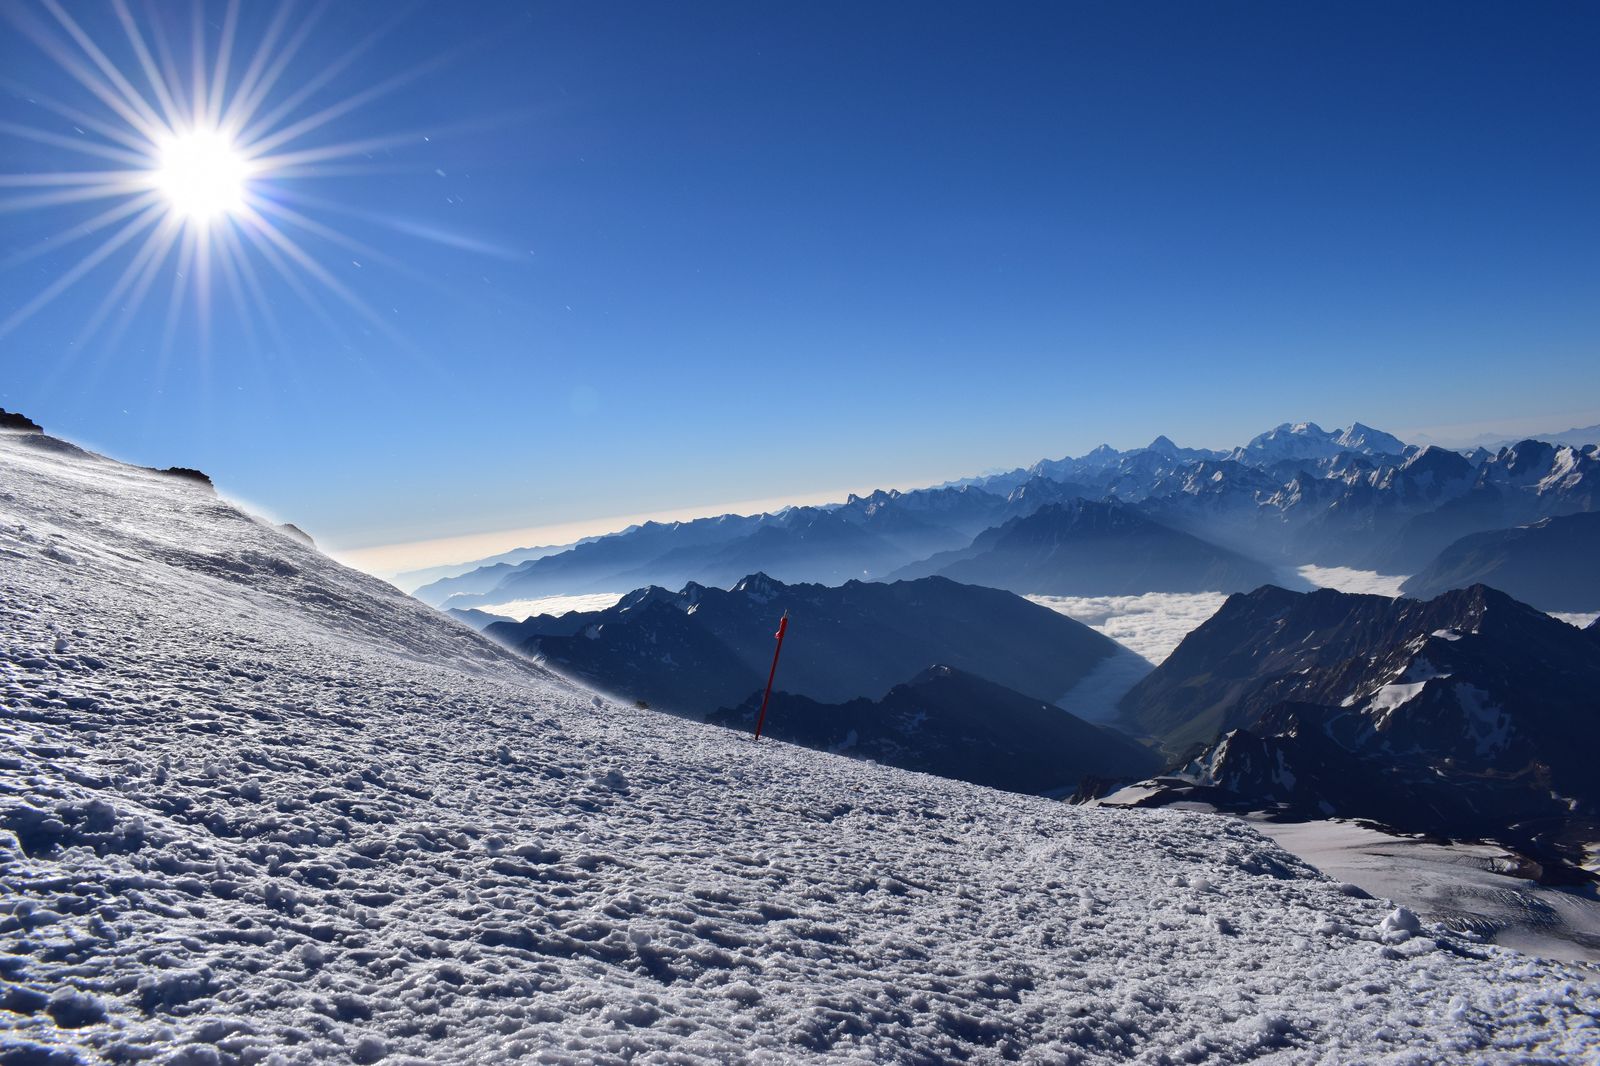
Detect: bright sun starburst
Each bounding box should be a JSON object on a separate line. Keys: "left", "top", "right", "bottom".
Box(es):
{"left": 152, "top": 129, "right": 251, "bottom": 222}
{"left": 0, "top": 0, "right": 494, "bottom": 358}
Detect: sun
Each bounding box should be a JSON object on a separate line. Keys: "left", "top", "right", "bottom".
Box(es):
{"left": 0, "top": 0, "right": 484, "bottom": 353}
{"left": 152, "top": 129, "right": 252, "bottom": 224}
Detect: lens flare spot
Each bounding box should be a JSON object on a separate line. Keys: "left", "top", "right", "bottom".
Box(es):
{"left": 154, "top": 130, "right": 249, "bottom": 222}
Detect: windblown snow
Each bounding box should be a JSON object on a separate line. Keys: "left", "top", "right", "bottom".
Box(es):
{"left": 2, "top": 430, "right": 1597, "bottom": 1064}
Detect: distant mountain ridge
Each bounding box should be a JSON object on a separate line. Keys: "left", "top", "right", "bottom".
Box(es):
{"left": 891, "top": 498, "right": 1275, "bottom": 595}
{"left": 707, "top": 665, "right": 1160, "bottom": 796}
{"left": 395, "top": 541, "right": 580, "bottom": 595}
{"left": 483, "top": 572, "right": 1116, "bottom": 714}
{"left": 1400, "top": 512, "right": 1600, "bottom": 612}
{"left": 422, "top": 422, "right": 1599, "bottom": 612}
{"left": 1416, "top": 421, "right": 1600, "bottom": 452}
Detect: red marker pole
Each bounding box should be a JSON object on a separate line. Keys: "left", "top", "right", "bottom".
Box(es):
{"left": 752, "top": 612, "right": 789, "bottom": 741}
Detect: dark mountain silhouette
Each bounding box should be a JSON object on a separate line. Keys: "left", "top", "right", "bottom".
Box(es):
{"left": 1117, "top": 584, "right": 1600, "bottom": 866}
{"left": 1400, "top": 513, "right": 1600, "bottom": 612}
{"left": 0, "top": 408, "right": 43, "bottom": 433}
{"left": 707, "top": 665, "right": 1160, "bottom": 795}
{"left": 893, "top": 499, "right": 1274, "bottom": 595}
{"left": 484, "top": 573, "right": 1116, "bottom": 714}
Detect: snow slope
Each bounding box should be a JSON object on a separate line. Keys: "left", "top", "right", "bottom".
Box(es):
{"left": 1245, "top": 819, "right": 1600, "bottom": 966}
{"left": 2, "top": 427, "right": 1598, "bottom": 1064}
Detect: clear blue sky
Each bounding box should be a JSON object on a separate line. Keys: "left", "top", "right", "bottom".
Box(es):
{"left": 3, "top": 1, "right": 1598, "bottom": 572}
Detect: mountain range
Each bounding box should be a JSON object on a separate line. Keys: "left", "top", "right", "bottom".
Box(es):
{"left": 706, "top": 665, "right": 1160, "bottom": 795}
{"left": 421, "top": 421, "right": 1600, "bottom": 619}
{"left": 1115, "top": 583, "right": 1600, "bottom": 872}
{"left": 483, "top": 572, "right": 1116, "bottom": 714}
{"left": 890, "top": 498, "right": 1275, "bottom": 595}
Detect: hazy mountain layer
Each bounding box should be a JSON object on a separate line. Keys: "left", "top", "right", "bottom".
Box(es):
{"left": 485, "top": 572, "right": 1116, "bottom": 712}
{"left": 422, "top": 424, "right": 1599, "bottom": 610}
{"left": 894, "top": 499, "right": 1276, "bottom": 595}
{"left": 1400, "top": 512, "right": 1600, "bottom": 612}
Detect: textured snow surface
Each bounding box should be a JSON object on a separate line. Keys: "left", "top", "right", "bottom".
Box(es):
{"left": 3, "top": 432, "right": 1599, "bottom": 1065}
{"left": 1248, "top": 819, "right": 1600, "bottom": 966}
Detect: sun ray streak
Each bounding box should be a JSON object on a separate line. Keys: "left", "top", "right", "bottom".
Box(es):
{"left": 188, "top": 3, "right": 206, "bottom": 128}
{"left": 235, "top": 203, "right": 408, "bottom": 347}
{"left": 0, "top": 190, "right": 162, "bottom": 270}
{"left": 0, "top": 170, "right": 152, "bottom": 187}
{"left": 209, "top": 222, "right": 257, "bottom": 341}
{"left": 216, "top": 219, "right": 294, "bottom": 355}
{"left": 219, "top": 0, "right": 329, "bottom": 134}
{"left": 101, "top": 216, "right": 182, "bottom": 351}
{"left": 2, "top": 13, "right": 167, "bottom": 147}
{"left": 5, "top": 2, "right": 165, "bottom": 149}
{"left": 262, "top": 163, "right": 437, "bottom": 179}
{"left": 240, "top": 50, "right": 456, "bottom": 159}
{"left": 38, "top": 0, "right": 169, "bottom": 138}
{"left": 248, "top": 194, "right": 418, "bottom": 281}
{"left": 142, "top": 0, "right": 191, "bottom": 127}
{"left": 235, "top": 6, "right": 418, "bottom": 151}
{"left": 0, "top": 120, "right": 150, "bottom": 166}
{"left": 0, "top": 81, "right": 156, "bottom": 153}
{"left": 110, "top": 0, "right": 184, "bottom": 131}
{"left": 0, "top": 182, "right": 152, "bottom": 214}
{"left": 218, "top": 0, "right": 304, "bottom": 131}
{"left": 194, "top": 219, "right": 213, "bottom": 353}
{"left": 249, "top": 132, "right": 437, "bottom": 171}
{"left": 266, "top": 184, "right": 526, "bottom": 261}
{"left": 235, "top": 209, "right": 351, "bottom": 342}
{"left": 0, "top": 200, "right": 164, "bottom": 340}
{"left": 206, "top": 0, "right": 242, "bottom": 129}
{"left": 158, "top": 224, "right": 198, "bottom": 356}
{"left": 73, "top": 214, "right": 182, "bottom": 348}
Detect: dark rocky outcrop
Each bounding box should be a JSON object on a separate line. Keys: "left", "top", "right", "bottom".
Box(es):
{"left": 708, "top": 665, "right": 1160, "bottom": 796}
{"left": 1119, "top": 583, "right": 1600, "bottom": 867}
{"left": 0, "top": 408, "right": 43, "bottom": 433}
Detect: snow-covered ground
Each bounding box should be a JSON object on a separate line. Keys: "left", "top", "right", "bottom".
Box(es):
{"left": 3, "top": 429, "right": 1598, "bottom": 1064}
{"left": 1029, "top": 593, "right": 1228, "bottom": 722}
{"left": 1245, "top": 819, "right": 1600, "bottom": 966}
{"left": 475, "top": 592, "right": 627, "bottom": 621}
